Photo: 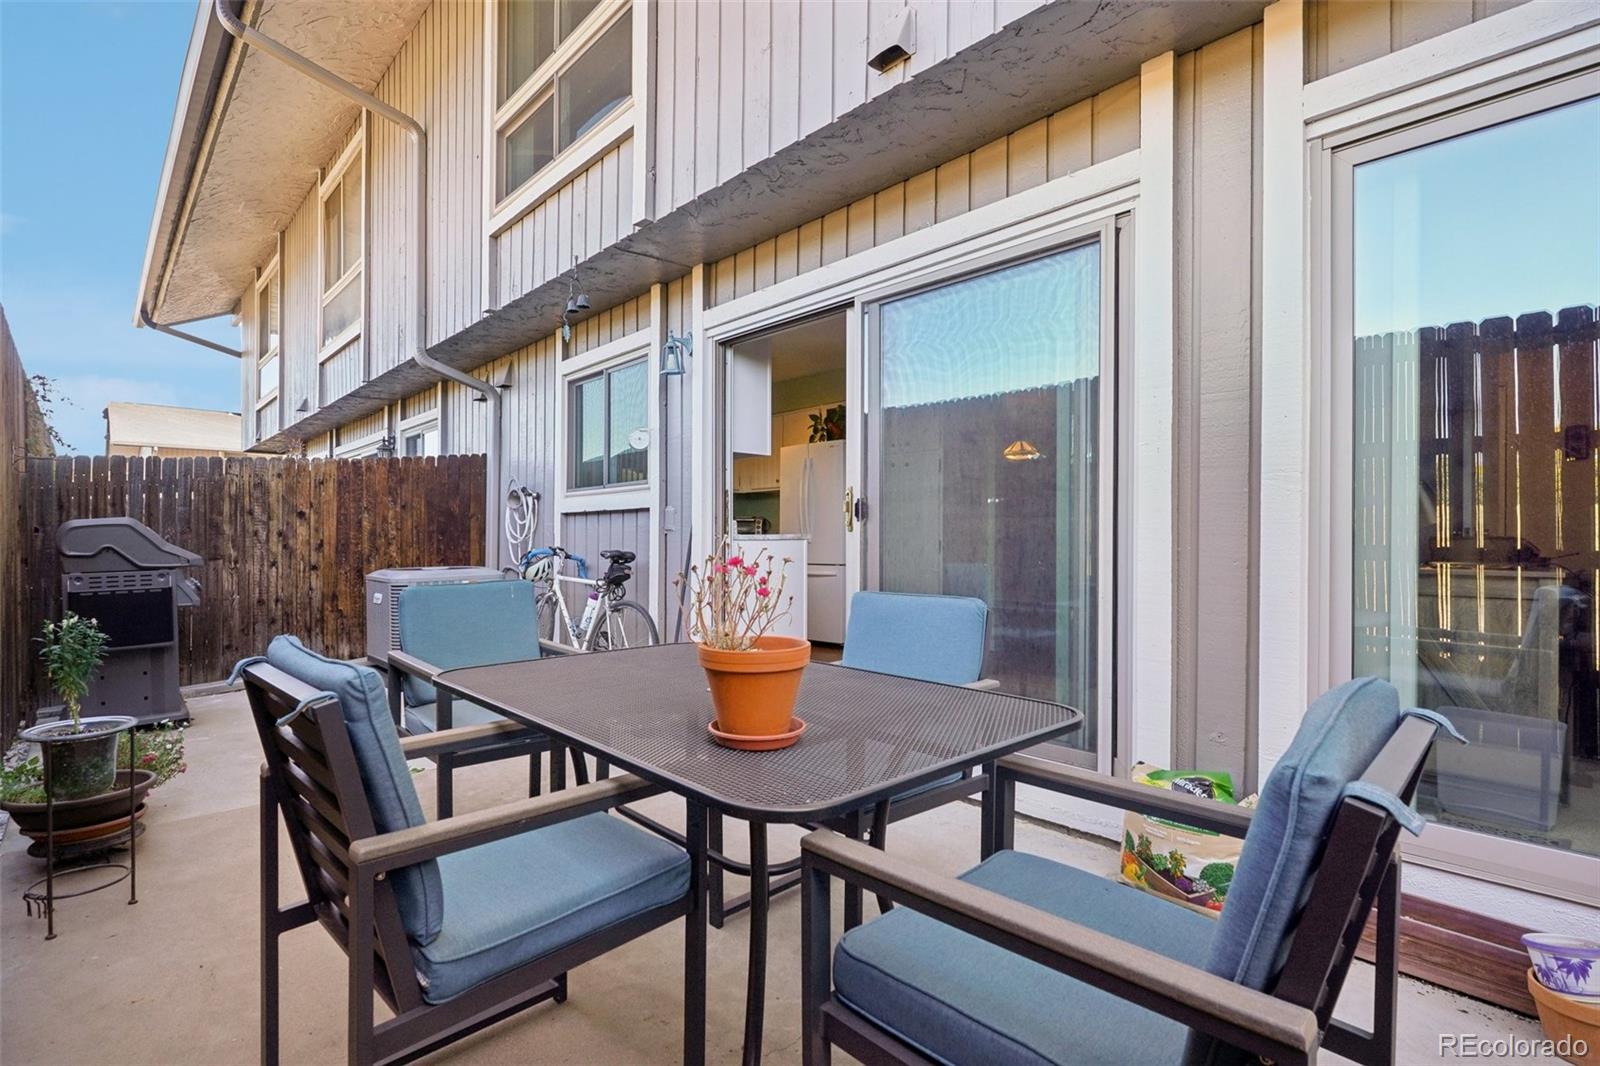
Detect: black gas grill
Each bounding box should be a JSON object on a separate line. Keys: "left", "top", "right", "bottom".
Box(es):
{"left": 57, "top": 518, "right": 201, "bottom": 725}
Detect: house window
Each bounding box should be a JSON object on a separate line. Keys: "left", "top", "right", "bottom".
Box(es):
{"left": 569, "top": 357, "right": 647, "bottom": 490}
{"left": 1346, "top": 90, "right": 1600, "bottom": 860}
{"left": 256, "top": 266, "right": 281, "bottom": 402}
{"left": 402, "top": 420, "right": 441, "bottom": 457}
{"left": 320, "top": 142, "right": 364, "bottom": 351}
{"left": 494, "top": 2, "right": 631, "bottom": 204}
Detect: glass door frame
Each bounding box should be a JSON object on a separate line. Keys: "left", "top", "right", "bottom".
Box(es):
{"left": 1321, "top": 68, "right": 1600, "bottom": 904}
{"left": 857, "top": 217, "right": 1121, "bottom": 773}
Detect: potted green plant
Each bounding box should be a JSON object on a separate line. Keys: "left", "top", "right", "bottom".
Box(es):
{"left": 16, "top": 613, "right": 135, "bottom": 800}
{"left": 0, "top": 726, "right": 183, "bottom": 841}
{"left": 679, "top": 538, "right": 805, "bottom": 748}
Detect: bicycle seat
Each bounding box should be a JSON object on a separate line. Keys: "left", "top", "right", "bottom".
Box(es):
{"left": 600, "top": 550, "right": 636, "bottom": 565}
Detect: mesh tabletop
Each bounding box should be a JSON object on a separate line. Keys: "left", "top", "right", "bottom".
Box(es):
{"left": 437, "top": 643, "right": 1082, "bottom": 821}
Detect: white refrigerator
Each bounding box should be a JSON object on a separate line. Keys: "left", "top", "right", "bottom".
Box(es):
{"left": 780, "top": 440, "right": 846, "bottom": 643}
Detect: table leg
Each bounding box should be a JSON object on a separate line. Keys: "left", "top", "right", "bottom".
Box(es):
{"left": 684, "top": 801, "right": 708, "bottom": 1066}
{"left": 742, "top": 821, "right": 770, "bottom": 1066}
{"left": 550, "top": 742, "right": 568, "bottom": 792}
{"left": 868, "top": 798, "right": 892, "bottom": 915}
{"left": 708, "top": 813, "right": 726, "bottom": 929}
{"left": 842, "top": 809, "right": 863, "bottom": 931}
{"left": 436, "top": 691, "right": 454, "bottom": 819}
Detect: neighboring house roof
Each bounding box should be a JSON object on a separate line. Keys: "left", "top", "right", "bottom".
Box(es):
{"left": 104, "top": 402, "right": 242, "bottom": 453}
{"left": 134, "top": 0, "right": 427, "bottom": 328}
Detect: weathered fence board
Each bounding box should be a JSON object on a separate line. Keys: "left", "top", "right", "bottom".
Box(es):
{"left": 1, "top": 310, "right": 28, "bottom": 748}
{"left": 12, "top": 454, "right": 485, "bottom": 737}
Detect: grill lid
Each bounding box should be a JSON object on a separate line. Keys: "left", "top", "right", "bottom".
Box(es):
{"left": 57, "top": 517, "right": 202, "bottom": 573}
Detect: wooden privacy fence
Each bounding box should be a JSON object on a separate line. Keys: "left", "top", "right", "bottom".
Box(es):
{"left": 13, "top": 454, "right": 486, "bottom": 739}
{"left": 2, "top": 309, "right": 28, "bottom": 749}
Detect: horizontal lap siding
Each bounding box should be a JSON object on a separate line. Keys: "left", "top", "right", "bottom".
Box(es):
{"left": 707, "top": 76, "right": 1141, "bottom": 306}
{"left": 652, "top": 0, "right": 1052, "bottom": 218}
{"left": 1307, "top": 0, "right": 1532, "bottom": 79}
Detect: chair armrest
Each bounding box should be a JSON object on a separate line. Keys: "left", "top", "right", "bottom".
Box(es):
{"left": 387, "top": 649, "right": 442, "bottom": 685}
{"left": 997, "top": 754, "right": 1253, "bottom": 837}
{"left": 801, "top": 830, "right": 1318, "bottom": 1065}
{"left": 964, "top": 678, "right": 1002, "bottom": 691}
{"left": 350, "top": 773, "right": 665, "bottom": 874}
{"left": 398, "top": 720, "right": 530, "bottom": 758}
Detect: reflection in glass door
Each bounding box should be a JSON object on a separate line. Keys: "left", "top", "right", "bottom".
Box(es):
{"left": 1350, "top": 93, "right": 1600, "bottom": 860}
{"left": 870, "top": 239, "right": 1108, "bottom": 760}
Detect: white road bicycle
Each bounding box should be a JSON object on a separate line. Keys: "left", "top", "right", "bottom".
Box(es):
{"left": 514, "top": 546, "right": 659, "bottom": 652}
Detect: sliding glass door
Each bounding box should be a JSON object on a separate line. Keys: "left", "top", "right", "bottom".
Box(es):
{"left": 1342, "top": 82, "right": 1600, "bottom": 889}
{"left": 866, "top": 234, "right": 1113, "bottom": 766}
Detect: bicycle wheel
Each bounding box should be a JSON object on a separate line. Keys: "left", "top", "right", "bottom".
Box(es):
{"left": 594, "top": 600, "right": 659, "bottom": 650}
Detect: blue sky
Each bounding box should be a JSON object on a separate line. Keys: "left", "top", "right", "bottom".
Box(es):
{"left": 2, "top": 0, "right": 238, "bottom": 454}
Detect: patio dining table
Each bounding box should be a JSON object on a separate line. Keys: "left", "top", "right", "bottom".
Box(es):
{"left": 434, "top": 641, "right": 1082, "bottom": 1066}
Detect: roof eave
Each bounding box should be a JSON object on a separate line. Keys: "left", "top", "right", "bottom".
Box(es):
{"left": 133, "top": 0, "right": 237, "bottom": 330}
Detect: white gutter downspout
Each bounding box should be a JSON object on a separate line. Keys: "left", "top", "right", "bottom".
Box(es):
{"left": 138, "top": 305, "right": 243, "bottom": 358}
{"left": 211, "top": 0, "right": 503, "bottom": 567}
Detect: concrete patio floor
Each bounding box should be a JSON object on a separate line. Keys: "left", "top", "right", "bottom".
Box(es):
{"left": 1, "top": 688, "right": 1551, "bottom": 1066}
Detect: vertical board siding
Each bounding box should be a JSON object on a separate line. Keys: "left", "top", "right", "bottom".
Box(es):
{"left": 493, "top": 141, "right": 635, "bottom": 309}
{"left": 281, "top": 179, "right": 321, "bottom": 422}
{"left": 1, "top": 310, "right": 28, "bottom": 747}
{"left": 338, "top": 408, "right": 391, "bottom": 448}
{"left": 1172, "top": 26, "right": 1263, "bottom": 787}
{"left": 11, "top": 455, "right": 486, "bottom": 737}
{"left": 661, "top": 275, "right": 695, "bottom": 639}
{"left": 653, "top": 0, "right": 1053, "bottom": 218}
{"left": 369, "top": 0, "right": 486, "bottom": 363}
{"left": 707, "top": 76, "right": 1141, "bottom": 307}
{"left": 320, "top": 338, "right": 366, "bottom": 404}
{"left": 1307, "top": 0, "right": 1532, "bottom": 80}
{"left": 559, "top": 509, "right": 652, "bottom": 619}
{"left": 401, "top": 386, "right": 440, "bottom": 421}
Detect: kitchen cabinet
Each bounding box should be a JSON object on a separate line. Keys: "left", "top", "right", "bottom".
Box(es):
{"left": 732, "top": 406, "right": 843, "bottom": 494}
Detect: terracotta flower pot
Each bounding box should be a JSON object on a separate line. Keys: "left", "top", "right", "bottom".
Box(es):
{"left": 1528, "top": 969, "right": 1600, "bottom": 1066}
{"left": 698, "top": 636, "right": 811, "bottom": 738}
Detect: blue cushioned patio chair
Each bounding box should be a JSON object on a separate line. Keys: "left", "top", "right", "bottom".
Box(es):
{"left": 385, "top": 579, "right": 566, "bottom": 819}
{"left": 800, "top": 677, "right": 1461, "bottom": 1066}
{"left": 241, "top": 637, "right": 707, "bottom": 1066}
{"left": 708, "top": 591, "right": 997, "bottom": 927}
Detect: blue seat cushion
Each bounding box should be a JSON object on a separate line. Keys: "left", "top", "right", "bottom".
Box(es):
{"left": 402, "top": 697, "right": 514, "bottom": 736}
{"left": 264, "top": 635, "right": 444, "bottom": 946}
{"left": 841, "top": 591, "right": 988, "bottom": 685}
{"left": 397, "top": 580, "right": 541, "bottom": 707}
{"left": 1203, "top": 677, "right": 1401, "bottom": 992}
{"left": 834, "top": 850, "right": 1215, "bottom": 1066}
{"left": 415, "top": 813, "right": 689, "bottom": 1003}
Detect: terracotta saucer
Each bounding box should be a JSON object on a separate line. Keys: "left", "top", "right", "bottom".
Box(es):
{"left": 708, "top": 717, "right": 807, "bottom": 751}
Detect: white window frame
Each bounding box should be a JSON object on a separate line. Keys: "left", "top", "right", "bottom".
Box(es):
{"left": 317, "top": 133, "right": 366, "bottom": 362}
{"left": 398, "top": 412, "right": 442, "bottom": 458}
{"left": 556, "top": 328, "right": 656, "bottom": 514}
{"left": 254, "top": 253, "right": 282, "bottom": 412}
{"left": 484, "top": 0, "right": 636, "bottom": 235}
{"left": 1267, "top": 0, "right": 1600, "bottom": 904}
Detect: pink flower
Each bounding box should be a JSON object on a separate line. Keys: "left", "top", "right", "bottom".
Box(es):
{"left": 756, "top": 587, "right": 771, "bottom": 598}
{"left": 727, "top": 555, "right": 743, "bottom": 568}
{"left": 757, "top": 574, "right": 769, "bottom": 586}
{"left": 743, "top": 564, "right": 758, "bottom": 576}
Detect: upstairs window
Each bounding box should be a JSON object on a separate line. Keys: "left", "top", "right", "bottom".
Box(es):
{"left": 495, "top": 2, "right": 632, "bottom": 205}
{"left": 255, "top": 265, "right": 280, "bottom": 402}
{"left": 320, "top": 141, "right": 364, "bottom": 351}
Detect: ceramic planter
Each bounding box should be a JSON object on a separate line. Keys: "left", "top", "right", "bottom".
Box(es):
{"left": 698, "top": 636, "right": 810, "bottom": 745}
{"left": 18, "top": 716, "right": 137, "bottom": 800}
{"left": 1527, "top": 969, "right": 1600, "bottom": 1066}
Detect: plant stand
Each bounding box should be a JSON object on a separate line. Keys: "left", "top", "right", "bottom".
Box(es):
{"left": 23, "top": 723, "right": 139, "bottom": 939}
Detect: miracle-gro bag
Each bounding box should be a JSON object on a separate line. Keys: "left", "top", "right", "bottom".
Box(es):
{"left": 1118, "top": 764, "right": 1256, "bottom": 919}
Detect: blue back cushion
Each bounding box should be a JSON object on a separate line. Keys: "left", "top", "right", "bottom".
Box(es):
{"left": 841, "top": 591, "right": 988, "bottom": 685}
{"left": 397, "top": 580, "right": 540, "bottom": 706}
{"left": 1203, "top": 676, "right": 1401, "bottom": 991}
{"left": 265, "top": 635, "right": 444, "bottom": 946}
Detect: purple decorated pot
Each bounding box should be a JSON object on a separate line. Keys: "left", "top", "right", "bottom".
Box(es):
{"left": 1523, "top": 934, "right": 1600, "bottom": 999}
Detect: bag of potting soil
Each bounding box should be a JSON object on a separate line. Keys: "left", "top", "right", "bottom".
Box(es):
{"left": 1118, "top": 763, "right": 1255, "bottom": 919}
